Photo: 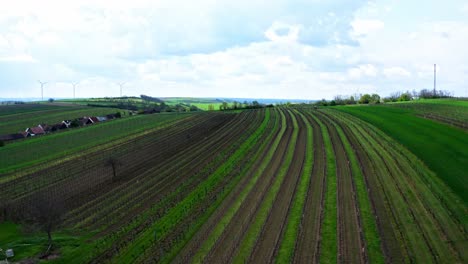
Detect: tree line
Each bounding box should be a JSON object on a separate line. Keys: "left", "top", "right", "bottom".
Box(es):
{"left": 213, "top": 100, "right": 274, "bottom": 111}
{"left": 315, "top": 88, "right": 453, "bottom": 106}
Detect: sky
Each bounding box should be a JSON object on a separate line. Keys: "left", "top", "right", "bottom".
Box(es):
{"left": 1, "top": 0, "right": 467, "bottom": 100}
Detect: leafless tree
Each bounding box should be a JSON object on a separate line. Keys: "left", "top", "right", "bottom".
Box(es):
{"left": 106, "top": 156, "right": 122, "bottom": 182}
{"left": 24, "top": 193, "right": 65, "bottom": 256}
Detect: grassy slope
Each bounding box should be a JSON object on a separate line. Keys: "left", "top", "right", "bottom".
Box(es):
{"left": 0, "top": 106, "right": 123, "bottom": 135}
{"left": 410, "top": 98, "right": 468, "bottom": 106}
{"left": 0, "top": 104, "right": 68, "bottom": 116}
{"left": 163, "top": 98, "right": 223, "bottom": 111}
{"left": 59, "top": 97, "right": 223, "bottom": 111}
{"left": 337, "top": 103, "right": 468, "bottom": 204}
{"left": 0, "top": 222, "right": 81, "bottom": 262}
{"left": 0, "top": 113, "right": 193, "bottom": 174}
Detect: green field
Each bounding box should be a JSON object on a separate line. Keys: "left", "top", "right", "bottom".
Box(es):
{"left": 57, "top": 97, "right": 225, "bottom": 111}
{"left": 161, "top": 97, "right": 224, "bottom": 110}
{"left": 0, "top": 104, "right": 68, "bottom": 116}
{"left": 0, "top": 99, "right": 466, "bottom": 263}
{"left": 336, "top": 101, "right": 468, "bottom": 204}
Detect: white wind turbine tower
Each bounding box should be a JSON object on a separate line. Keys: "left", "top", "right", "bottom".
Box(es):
{"left": 38, "top": 80, "right": 47, "bottom": 101}
{"left": 72, "top": 82, "right": 79, "bottom": 99}
{"left": 118, "top": 82, "right": 126, "bottom": 97}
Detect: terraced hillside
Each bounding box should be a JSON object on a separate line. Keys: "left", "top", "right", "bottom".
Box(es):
{"left": 0, "top": 106, "right": 466, "bottom": 263}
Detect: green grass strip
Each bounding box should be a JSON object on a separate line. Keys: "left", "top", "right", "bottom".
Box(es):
{"left": 327, "top": 111, "right": 385, "bottom": 263}
{"left": 112, "top": 109, "right": 271, "bottom": 263}
{"left": 232, "top": 109, "right": 298, "bottom": 264}
{"left": 275, "top": 110, "right": 313, "bottom": 262}
{"left": 308, "top": 112, "right": 337, "bottom": 264}
{"left": 191, "top": 109, "right": 284, "bottom": 263}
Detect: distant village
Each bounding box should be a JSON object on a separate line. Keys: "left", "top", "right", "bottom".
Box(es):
{"left": 0, "top": 112, "right": 121, "bottom": 142}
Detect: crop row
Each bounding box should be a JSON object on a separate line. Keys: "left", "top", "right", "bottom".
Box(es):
{"left": 57, "top": 110, "right": 263, "bottom": 262}
{"left": 113, "top": 109, "right": 272, "bottom": 263}
{"left": 323, "top": 108, "right": 466, "bottom": 263}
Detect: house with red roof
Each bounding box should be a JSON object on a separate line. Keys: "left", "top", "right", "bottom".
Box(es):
{"left": 25, "top": 125, "right": 46, "bottom": 136}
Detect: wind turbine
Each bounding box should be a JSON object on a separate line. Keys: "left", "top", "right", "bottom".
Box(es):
{"left": 118, "top": 82, "right": 126, "bottom": 97}
{"left": 72, "top": 82, "right": 79, "bottom": 99}
{"left": 38, "top": 80, "right": 47, "bottom": 101}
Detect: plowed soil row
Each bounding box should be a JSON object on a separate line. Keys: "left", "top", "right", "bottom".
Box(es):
{"left": 86, "top": 111, "right": 266, "bottom": 262}
{"left": 71, "top": 111, "right": 257, "bottom": 230}
{"left": 315, "top": 111, "right": 365, "bottom": 264}
{"left": 333, "top": 111, "right": 441, "bottom": 263}
{"left": 345, "top": 113, "right": 463, "bottom": 263}
{"left": 293, "top": 110, "right": 327, "bottom": 263}
{"left": 203, "top": 109, "right": 293, "bottom": 263}
{"left": 119, "top": 110, "right": 273, "bottom": 263}
{"left": 249, "top": 109, "right": 306, "bottom": 263}
{"left": 173, "top": 109, "right": 281, "bottom": 263}
{"left": 139, "top": 109, "right": 279, "bottom": 263}
{"left": 325, "top": 112, "right": 404, "bottom": 263}
{"left": 1, "top": 113, "right": 210, "bottom": 202}
{"left": 10, "top": 113, "right": 231, "bottom": 216}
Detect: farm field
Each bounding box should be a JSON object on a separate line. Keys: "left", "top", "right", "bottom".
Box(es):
{"left": 0, "top": 101, "right": 466, "bottom": 263}
{"left": 336, "top": 101, "right": 468, "bottom": 203}
{"left": 161, "top": 97, "right": 225, "bottom": 110}
{"left": 0, "top": 112, "right": 195, "bottom": 174}
{"left": 0, "top": 103, "right": 123, "bottom": 135}
{"left": 385, "top": 99, "right": 468, "bottom": 129}
{"left": 58, "top": 97, "right": 224, "bottom": 111}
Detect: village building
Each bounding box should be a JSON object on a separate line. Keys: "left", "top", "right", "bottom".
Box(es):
{"left": 25, "top": 126, "right": 46, "bottom": 136}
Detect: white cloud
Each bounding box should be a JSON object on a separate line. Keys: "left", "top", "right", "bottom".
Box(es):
{"left": 383, "top": 67, "right": 411, "bottom": 78}
{"left": 1, "top": 0, "right": 468, "bottom": 99}
{"left": 0, "top": 54, "right": 36, "bottom": 63}
{"left": 347, "top": 64, "right": 378, "bottom": 80}
{"left": 264, "top": 22, "right": 300, "bottom": 42}
{"left": 462, "top": 4, "right": 468, "bottom": 13}
{"left": 351, "top": 19, "right": 384, "bottom": 36}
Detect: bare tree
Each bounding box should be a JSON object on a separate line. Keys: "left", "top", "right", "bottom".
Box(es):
{"left": 25, "top": 193, "right": 65, "bottom": 256}
{"left": 106, "top": 156, "right": 122, "bottom": 182}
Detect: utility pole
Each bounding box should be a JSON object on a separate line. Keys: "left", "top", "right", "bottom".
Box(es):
{"left": 38, "top": 80, "right": 47, "bottom": 101}
{"left": 72, "top": 82, "right": 79, "bottom": 99}
{"left": 118, "top": 82, "right": 126, "bottom": 97}
{"left": 433, "top": 64, "right": 436, "bottom": 96}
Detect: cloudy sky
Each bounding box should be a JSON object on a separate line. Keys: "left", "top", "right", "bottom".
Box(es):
{"left": 1, "top": 0, "right": 467, "bottom": 100}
